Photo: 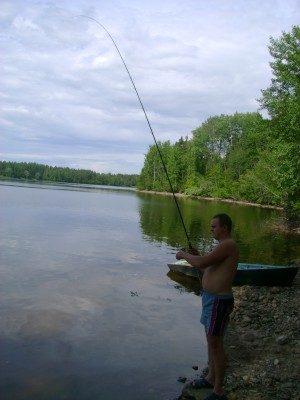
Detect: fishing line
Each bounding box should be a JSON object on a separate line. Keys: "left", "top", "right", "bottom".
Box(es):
{"left": 78, "top": 15, "right": 193, "bottom": 250}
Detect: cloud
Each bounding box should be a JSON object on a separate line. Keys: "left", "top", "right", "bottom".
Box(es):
{"left": 1, "top": 0, "right": 299, "bottom": 173}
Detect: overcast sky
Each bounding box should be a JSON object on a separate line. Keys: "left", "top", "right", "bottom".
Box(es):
{"left": 1, "top": 0, "right": 299, "bottom": 174}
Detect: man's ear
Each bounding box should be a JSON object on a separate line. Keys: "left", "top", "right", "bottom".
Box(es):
{"left": 222, "top": 224, "right": 228, "bottom": 232}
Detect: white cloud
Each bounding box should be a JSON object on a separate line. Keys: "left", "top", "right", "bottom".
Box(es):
{"left": 1, "top": 0, "right": 299, "bottom": 173}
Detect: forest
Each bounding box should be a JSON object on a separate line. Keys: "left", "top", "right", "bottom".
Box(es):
{"left": 0, "top": 161, "right": 138, "bottom": 187}
{"left": 137, "top": 26, "right": 300, "bottom": 221}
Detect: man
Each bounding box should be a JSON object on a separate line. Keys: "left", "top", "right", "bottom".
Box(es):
{"left": 176, "top": 213, "right": 239, "bottom": 400}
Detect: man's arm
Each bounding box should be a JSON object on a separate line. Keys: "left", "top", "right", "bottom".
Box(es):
{"left": 176, "top": 240, "right": 233, "bottom": 269}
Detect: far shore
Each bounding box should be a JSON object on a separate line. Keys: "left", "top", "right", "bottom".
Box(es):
{"left": 138, "top": 190, "right": 300, "bottom": 235}
{"left": 138, "top": 189, "right": 284, "bottom": 211}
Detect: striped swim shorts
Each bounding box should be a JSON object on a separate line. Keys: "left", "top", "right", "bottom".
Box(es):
{"left": 200, "top": 291, "right": 234, "bottom": 336}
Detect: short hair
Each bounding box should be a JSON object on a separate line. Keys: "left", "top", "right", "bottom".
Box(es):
{"left": 213, "top": 213, "right": 233, "bottom": 232}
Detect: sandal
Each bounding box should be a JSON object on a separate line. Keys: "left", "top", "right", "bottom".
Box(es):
{"left": 204, "top": 392, "right": 227, "bottom": 400}
{"left": 187, "top": 378, "right": 214, "bottom": 389}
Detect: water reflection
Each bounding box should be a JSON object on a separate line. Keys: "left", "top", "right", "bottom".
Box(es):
{"left": 166, "top": 271, "right": 201, "bottom": 296}
{"left": 137, "top": 191, "right": 299, "bottom": 265}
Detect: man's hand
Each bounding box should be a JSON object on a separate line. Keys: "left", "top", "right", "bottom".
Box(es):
{"left": 177, "top": 247, "right": 199, "bottom": 256}
{"left": 188, "top": 247, "right": 199, "bottom": 255}
{"left": 176, "top": 250, "right": 185, "bottom": 260}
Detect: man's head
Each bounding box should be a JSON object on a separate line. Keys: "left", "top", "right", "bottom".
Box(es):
{"left": 211, "top": 213, "right": 233, "bottom": 240}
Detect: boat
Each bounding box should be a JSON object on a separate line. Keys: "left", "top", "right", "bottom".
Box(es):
{"left": 167, "top": 260, "right": 299, "bottom": 286}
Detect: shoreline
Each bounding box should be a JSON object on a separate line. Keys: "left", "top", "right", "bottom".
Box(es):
{"left": 138, "top": 190, "right": 300, "bottom": 234}
{"left": 138, "top": 189, "right": 284, "bottom": 210}
{"left": 178, "top": 265, "right": 300, "bottom": 400}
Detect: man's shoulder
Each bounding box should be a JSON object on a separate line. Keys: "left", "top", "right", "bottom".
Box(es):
{"left": 216, "top": 238, "right": 238, "bottom": 254}
{"left": 218, "top": 237, "right": 237, "bottom": 247}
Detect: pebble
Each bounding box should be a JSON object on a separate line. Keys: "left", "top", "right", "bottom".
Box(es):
{"left": 269, "top": 286, "right": 280, "bottom": 294}
{"left": 242, "top": 316, "right": 251, "bottom": 323}
{"left": 276, "top": 335, "right": 289, "bottom": 345}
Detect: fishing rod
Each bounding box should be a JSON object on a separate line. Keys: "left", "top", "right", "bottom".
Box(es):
{"left": 79, "top": 15, "right": 194, "bottom": 251}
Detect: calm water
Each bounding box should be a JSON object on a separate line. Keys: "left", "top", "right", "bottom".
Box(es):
{"left": 0, "top": 181, "right": 299, "bottom": 400}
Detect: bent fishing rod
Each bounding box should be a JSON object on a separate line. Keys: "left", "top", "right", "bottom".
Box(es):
{"left": 79, "top": 15, "right": 194, "bottom": 251}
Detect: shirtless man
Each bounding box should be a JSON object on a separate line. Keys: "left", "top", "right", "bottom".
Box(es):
{"left": 176, "top": 213, "right": 239, "bottom": 400}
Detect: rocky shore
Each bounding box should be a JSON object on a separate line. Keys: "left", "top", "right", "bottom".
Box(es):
{"left": 178, "top": 263, "right": 300, "bottom": 400}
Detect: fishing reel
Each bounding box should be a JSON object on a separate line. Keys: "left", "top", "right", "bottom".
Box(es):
{"left": 180, "top": 246, "right": 199, "bottom": 255}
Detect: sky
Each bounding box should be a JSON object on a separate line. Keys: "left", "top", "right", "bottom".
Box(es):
{"left": 1, "top": 0, "right": 299, "bottom": 174}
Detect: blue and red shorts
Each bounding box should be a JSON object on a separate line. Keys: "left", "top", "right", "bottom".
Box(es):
{"left": 200, "top": 291, "right": 234, "bottom": 336}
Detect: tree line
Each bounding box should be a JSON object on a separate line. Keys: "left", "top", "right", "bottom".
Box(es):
{"left": 0, "top": 161, "right": 138, "bottom": 187}
{"left": 137, "top": 26, "right": 300, "bottom": 221}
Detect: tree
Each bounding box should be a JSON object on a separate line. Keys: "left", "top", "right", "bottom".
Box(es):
{"left": 260, "top": 26, "right": 300, "bottom": 138}
{"left": 258, "top": 25, "right": 300, "bottom": 212}
{"left": 137, "top": 144, "right": 163, "bottom": 190}
{"left": 226, "top": 113, "right": 268, "bottom": 180}
{"left": 191, "top": 113, "right": 267, "bottom": 198}
{"left": 168, "top": 136, "right": 199, "bottom": 192}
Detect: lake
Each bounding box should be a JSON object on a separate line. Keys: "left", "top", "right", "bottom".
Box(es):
{"left": 0, "top": 181, "right": 299, "bottom": 400}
